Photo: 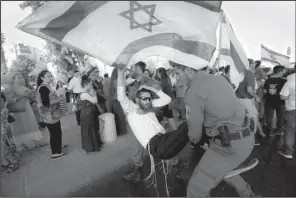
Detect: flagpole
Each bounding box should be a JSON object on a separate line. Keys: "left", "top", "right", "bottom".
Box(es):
{"left": 218, "top": 10, "right": 224, "bottom": 70}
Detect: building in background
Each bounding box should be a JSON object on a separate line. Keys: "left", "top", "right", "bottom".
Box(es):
{"left": 3, "top": 43, "right": 47, "bottom": 69}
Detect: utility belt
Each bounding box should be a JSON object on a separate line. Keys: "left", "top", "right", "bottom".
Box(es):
{"left": 214, "top": 126, "right": 253, "bottom": 147}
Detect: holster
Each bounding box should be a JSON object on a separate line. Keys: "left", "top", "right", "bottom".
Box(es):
{"left": 218, "top": 125, "right": 231, "bottom": 147}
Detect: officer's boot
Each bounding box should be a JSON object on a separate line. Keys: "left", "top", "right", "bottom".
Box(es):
{"left": 123, "top": 166, "right": 142, "bottom": 183}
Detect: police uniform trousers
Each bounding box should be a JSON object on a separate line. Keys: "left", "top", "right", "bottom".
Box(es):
{"left": 187, "top": 133, "right": 255, "bottom": 197}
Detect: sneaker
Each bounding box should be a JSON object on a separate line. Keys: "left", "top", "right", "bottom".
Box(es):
{"left": 274, "top": 130, "right": 284, "bottom": 136}
{"left": 224, "top": 158, "right": 259, "bottom": 179}
{"left": 254, "top": 139, "right": 260, "bottom": 146}
{"left": 51, "top": 153, "right": 65, "bottom": 160}
{"left": 277, "top": 150, "right": 293, "bottom": 159}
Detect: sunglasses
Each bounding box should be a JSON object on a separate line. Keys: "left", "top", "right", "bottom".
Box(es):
{"left": 138, "top": 96, "right": 152, "bottom": 102}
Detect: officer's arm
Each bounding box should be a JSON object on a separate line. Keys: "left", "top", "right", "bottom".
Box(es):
{"left": 187, "top": 96, "right": 205, "bottom": 144}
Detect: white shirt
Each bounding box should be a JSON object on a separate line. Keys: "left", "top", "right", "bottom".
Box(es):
{"left": 67, "top": 77, "right": 84, "bottom": 94}
{"left": 117, "top": 86, "right": 171, "bottom": 148}
{"left": 80, "top": 92, "right": 97, "bottom": 104}
{"left": 280, "top": 73, "right": 295, "bottom": 111}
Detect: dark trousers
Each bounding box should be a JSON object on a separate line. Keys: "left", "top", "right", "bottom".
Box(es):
{"left": 265, "top": 104, "right": 286, "bottom": 134}
{"left": 108, "top": 99, "right": 127, "bottom": 135}
{"left": 46, "top": 121, "right": 62, "bottom": 154}
{"left": 73, "top": 93, "right": 81, "bottom": 125}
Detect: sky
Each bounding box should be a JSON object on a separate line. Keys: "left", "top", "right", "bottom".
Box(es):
{"left": 1, "top": 1, "right": 295, "bottom": 61}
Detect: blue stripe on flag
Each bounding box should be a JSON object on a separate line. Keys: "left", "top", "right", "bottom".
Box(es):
{"left": 185, "top": 1, "right": 222, "bottom": 12}
{"left": 40, "top": 1, "right": 108, "bottom": 41}
{"left": 261, "top": 44, "right": 290, "bottom": 59}
{"left": 261, "top": 57, "right": 280, "bottom": 65}
{"left": 229, "top": 42, "right": 247, "bottom": 73}
{"left": 112, "top": 33, "right": 216, "bottom": 67}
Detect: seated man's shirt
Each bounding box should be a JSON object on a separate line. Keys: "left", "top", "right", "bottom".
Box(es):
{"left": 117, "top": 86, "right": 171, "bottom": 147}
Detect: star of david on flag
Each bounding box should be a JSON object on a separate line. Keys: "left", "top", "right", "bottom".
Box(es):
{"left": 261, "top": 44, "right": 290, "bottom": 66}
{"left": 119, "top": 1, "right": 162, "bottom": 33}
{"left": 16, "top": 1, "right": 222, "bottom": 70}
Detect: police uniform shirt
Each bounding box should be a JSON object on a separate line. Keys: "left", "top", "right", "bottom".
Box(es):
{"left": 184, "top": 72, "right": 246, "bottom": 142}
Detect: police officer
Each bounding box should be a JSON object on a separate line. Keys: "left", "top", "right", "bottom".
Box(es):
{"left": 172, "top": 63, "right": 258, "bottom": 197}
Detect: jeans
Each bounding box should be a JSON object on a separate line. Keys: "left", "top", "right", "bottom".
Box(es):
{"left": 279, "top": 110, "right": 296, "bottom": 155}
{"left": 46, "top": 121, "right": 62, "bottom": 154}
{"left": 108, "top": 99, "right": 127, "bottom": 135}
{"left": 265, "top": 105, "right": 286, "bottom": 134}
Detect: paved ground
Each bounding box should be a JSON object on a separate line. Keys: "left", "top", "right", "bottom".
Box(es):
{"left": 72, "top": 139, "right": 296, "bottom": 197}
{"left": 1, "top": 113, "right": 140, "bottom": 197}
{"left": 1, "top": 111, "right": 295, "bottom": 197}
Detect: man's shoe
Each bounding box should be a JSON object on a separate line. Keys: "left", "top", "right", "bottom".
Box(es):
{"left": 224, "top": 158, "right": 259, "bottom": 179}
{"left": 254, "top": 139, "right": 261, "bottom": 146}
{"left": 277, "top": 150, "right": 293, "bottom": 159}
{"left": 123, "top": 166, "right": 142, "bottom": 183}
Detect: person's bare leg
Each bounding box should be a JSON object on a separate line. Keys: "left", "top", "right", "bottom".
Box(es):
{"left": 257, "top": 119, "right": 266, "bottom": 138}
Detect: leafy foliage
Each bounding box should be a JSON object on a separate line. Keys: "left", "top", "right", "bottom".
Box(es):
{"left": 9, "top": 56, "right": 36, "bottom": 88}
{"left": 19, "top": 1, "right": 46, "bottom": 11}
{"left": 19, "top": 1, "right": 86, "bottom": 74}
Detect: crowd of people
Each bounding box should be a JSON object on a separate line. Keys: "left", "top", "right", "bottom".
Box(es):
{"left": 1, "top": 58, "right": 295, "bottom": 197}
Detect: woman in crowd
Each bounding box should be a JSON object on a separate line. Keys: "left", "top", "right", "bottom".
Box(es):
{"left": 79, "top": 74, "right": 102, "bottom": 153}
{"left": 5, "top": 74, "right": 45, "bottom": 151}
{"left": 1, "top": 92, "right": 20, "bottom": 173}
{"left": 108, "top": 68, "right": 127, "bottom": 135}
{"left": 56, "top": 81, "right": 68, "bottom": 116}
{"left": 87, "top": 67, "right": 107, "bottom": 113}
{"left": 36, "top": 70, "right": 66, "bottom": 159}
{"left": 154, "top": 68, "right": 177, "bottom": 130}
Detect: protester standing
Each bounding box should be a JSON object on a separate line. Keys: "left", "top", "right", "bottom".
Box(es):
{"left": 154, "top": 68, "right": 177, "bottom": 130}
{"left": 278, "top": 65, "right": 296, "bottom": 159}
{"left": 263, "top": 65, "right": 287, "bottom": 137}
{"left": 79, "top": 75, "right": 102, "bottom": 153}
{"left": 174, "top": 71, "right": 187, "bottom": 120}
{"left": 87, "top": 67, "right": 107, "bottom": 113}
{"left": 37, "top": 70, "right": 66, "bottom": 159}
{"left": 235, "top": 59, "right": 261, "bottom": 142}
{"left": 68, "top": 70, "right": 84, "bottom": 125}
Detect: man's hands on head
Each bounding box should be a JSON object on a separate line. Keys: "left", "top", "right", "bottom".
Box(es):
{"left": 139, "top": 84, "right": 161, "bottom": 93}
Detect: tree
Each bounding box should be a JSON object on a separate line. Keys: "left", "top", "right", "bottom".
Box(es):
{"left": 9, "top": 55, "right": 37, "bottom": 88}
{"left": 19, "top": 1, "right": 86, "bottom": 74}
{"left": 1, "top": 32, "right": 8, "bottom": 74}
{"left": 19, "top": 1, "right": 46, "bottom": 11}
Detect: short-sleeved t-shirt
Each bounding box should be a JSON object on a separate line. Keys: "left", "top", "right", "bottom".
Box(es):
{"left": 280, "top": 73, "right": 295, "bottom": 111}
{"left": 235, "top": 70, "right": 256, "bottom": 99}
{"left": 264, "top": 77, "right": 287, "bottom": 108}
